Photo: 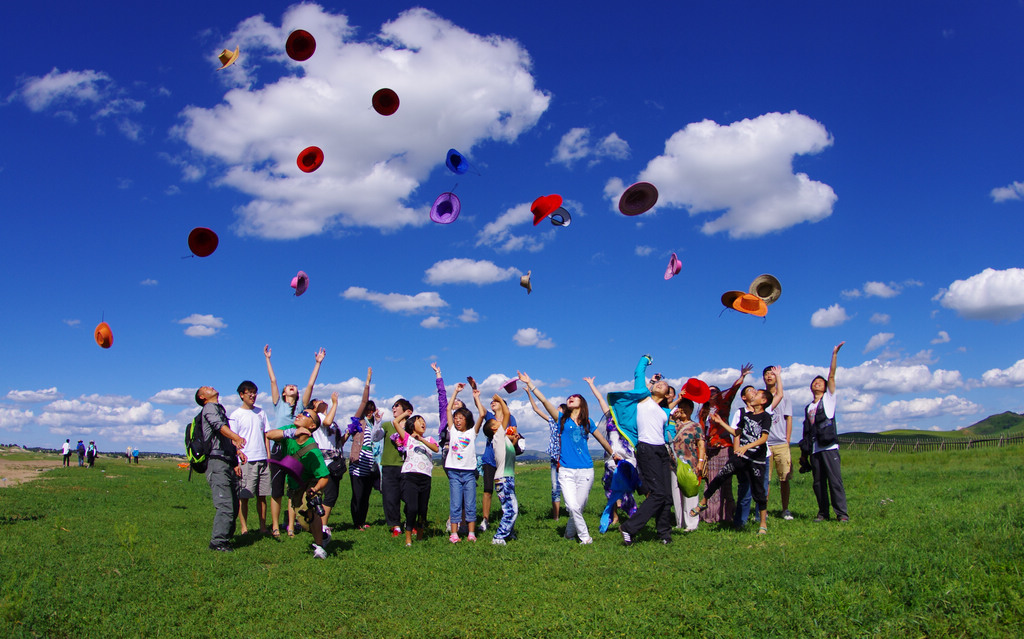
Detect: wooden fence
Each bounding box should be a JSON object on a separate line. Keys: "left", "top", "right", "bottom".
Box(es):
{"left": 837, "top": 434, "right": 1024, "bottom": 453}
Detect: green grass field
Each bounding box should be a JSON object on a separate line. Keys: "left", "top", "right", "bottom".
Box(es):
{"left": 1, "top": 447, "right": 1022, "bottom": 638}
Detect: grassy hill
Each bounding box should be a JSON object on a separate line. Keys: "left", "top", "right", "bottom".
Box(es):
{"left": 842, "top": 411, "right": 1024, "bottom": 441}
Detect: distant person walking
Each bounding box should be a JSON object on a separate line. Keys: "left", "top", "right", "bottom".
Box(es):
{"left": 125, "top": 446, "right": 132, "bottom": 464}
{"left": 76, "top": 440, "right": 86, "bottom": 467}
{"left": 132, "top": 448, "right": 139, "bottom": 464}
{"left": 87, "top": 441, "right": 97, "bottom": 468}
{"left": 61, "top": 439, "right": 71, "bottom": 467}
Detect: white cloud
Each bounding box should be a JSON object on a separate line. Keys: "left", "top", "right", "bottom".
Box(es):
{"left": 178, "top": 313, "right": 227, "bottom": 337}
{"left": 551, "top": 127, "right": 630, "bottom": 167}
{"left": 424, "top": 258, "right": 519, "bottom": 285}
{"left": 140, "top": 278, "right": 158, "bottom": 286}
{"left": 420, "top": 316, "right": 446, "bottom": 329}
{"left": 0, "top": 406, "right": 34, "bottom": 431}
{"left": 880, "top": 395, "right": 981, "bottom": 420}
{"left": 635, "top": 245, "right": 654, "bottom": 257}
{"left": 9, "top": 67, "right": 145, "bottom": 140}
{"left": 36, "top": 397, "right": 183, "bottom": 443}
{"left": 609, "top": 111, "right": 836, "bottom": 238}
{"left": 175, "top": 6, "right": 549, "bottom": 239}
{"left": 980, "top": 359, "right": 1024, "bottom": 387}
{"left": 63, "top": 319, "right": 81, "bottom": 327}
{"left": 148, "top": 388, "right": 197, "bottom": 405}
{"left": 459, "top": 308, "right": 479, "bottom": 323}
{"left": 936, "top": 267, "right": 1024, "bottom": 321}
{"left": 863, "top": 281, "right": 900, "bottom": 298}
{"left": 475, "top": 202, "right": 553, "bottom": 253}
{"left": 864, "top": 332, "right": 895, "bottom": 353}
{"left": 513, "top": 327, "right": 555, "bottom": 349}
{"left": 840, "top": 288, "right": 862, "bottom": 299}
{"left": 991, "top": 180, "right": 1024, "bottom": 203}
{"left": 930, "top": 330, "right": 950, "bottom": 344}
{"left": 342, "top": 286, "right": 446, "bottom": 313}
{"left": 869, "top": 313, "right": 891, "bottom": 325}
{"left": 810, "top": 304, "right": 851, "bottom": 328}
{"left": 5, "top": 388, "right": 63, "bottom": 403}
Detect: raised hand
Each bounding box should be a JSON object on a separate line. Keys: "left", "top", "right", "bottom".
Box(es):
{"left": 314, "top": 348, "right": 326, "bottom": 363}
{"left": 264, "top": 344, "right": 272, "bottom": 358}
{"left": 834, "top": 341, "right": 845, "bottom": 355}
{"left": 740, "top": 362, "right": 753, "bottom": 377}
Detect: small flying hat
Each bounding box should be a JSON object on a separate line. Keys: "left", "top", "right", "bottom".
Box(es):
{"left": 445, "top": 149, "right": 469, "bottom": 175}
{"left": 549, "top": 207, "right": 571, "bottom": 227}
{"left": 520, "top": 270, "right": 532, "bottom": 294}
{"left": 94, "top": 322, "right": 113, "bottom": 349}
{"left": 296, "top": 146, "right": 324, "bottom": 173}
{"left": 680, "top": 378, "right": 710, "bottom": 404}
{"left": 664, "top": 252, "right": 682, "bottom": 280}
{"left": 291, "top": 271, "right": 309, "bottom": 296}
{"left": 372, "top": 88, "right": 400, "bottom": 116}
{"left": 430, "top": 192, "right": 461, "bottom": 224}
{"left": 618, "top": 181, "right": 659, "bottom": 216}
{"left": 505, "top": 425, "right": 518, "bottom": 437}
{"left": 531, "top": 194, "right": 563, "bottom": 226}
{"left": 729, "top": 292, "right": 768, "bottom": 317}
{"left": 217, "top": 47, "right": 239, "bottom": 70}
{"left": 188, "top": 227, "right": 219, "bottom": 257}
{"left": 285, "top": 29, "right": 316, "bottom": 61}
{"left": 749, "top": 274, "right": 782, "bottom": 306}
{"left": 502, "top": 379, "right": 518, "bottom": 394}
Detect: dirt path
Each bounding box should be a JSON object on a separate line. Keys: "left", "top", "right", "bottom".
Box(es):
{"left": 0, "top": 456, "right": 62, "bottom": 487}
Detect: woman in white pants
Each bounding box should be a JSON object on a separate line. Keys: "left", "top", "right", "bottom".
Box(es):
{"left": 517, "top": 372, "right": 616, "bottom": 544}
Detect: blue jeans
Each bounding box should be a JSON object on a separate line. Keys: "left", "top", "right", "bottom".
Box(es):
{"left": 448, "top": 468, "right": 477, "bottom": 524}
{"left": 734, "top": 470, "right": 752, "bottom": 527}
{"left": 550, "top": 461, "right": 561, "bottom": 503}
{"left": 494, "top": 476, "right": 518, "bottom": 540}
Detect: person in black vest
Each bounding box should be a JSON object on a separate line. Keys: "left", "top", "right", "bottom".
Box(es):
{"left": 196, "top": 386, "right": 249, "bottom": 551}
{"left": 799, "top": 342, "right": 848, "bottom": 522}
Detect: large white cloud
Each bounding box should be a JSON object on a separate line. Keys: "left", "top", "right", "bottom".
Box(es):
{"left": 175, "top": 6, "right": 549, "bottom": 238}
{"left": 980, "top": 358, "right": 1024, "bottom": 387}
{"left": 936, "top": 267, "right": 1024, "bottom": 321}
{"left": 880, "top": 395, "right": 981, "bottom": 420}
{"left": 342, "top": 286, "right": 446, "bottom": 313}
{"left": 424, "top": 258, "right": 520, "bottom": 285}
{"left": 607, "top": 111, "right": 836, "bottom": 238}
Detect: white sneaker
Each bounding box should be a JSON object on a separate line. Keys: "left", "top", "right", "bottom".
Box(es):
{"left": 479, "top": 519, "right": 488, "bottom": 531}
{"left": 579, "top": 538, "right": 593, "bottom": 545}
{"left": 311, "top": 543, "right": 327, "bottom": 559}
{"left": 782, "top": 510, "right": 794, "bottom": 521}
{"left": 491, "top": 537, "right": 506, "bottom": 545}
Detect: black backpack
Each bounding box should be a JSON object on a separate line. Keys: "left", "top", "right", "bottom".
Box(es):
{"left": 184, "top": 410, "right": 211, "bottom": 480}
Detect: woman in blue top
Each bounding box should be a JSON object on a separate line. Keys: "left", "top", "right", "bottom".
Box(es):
{"left": 517, "top": 371, "right": 615, "bottom": 544}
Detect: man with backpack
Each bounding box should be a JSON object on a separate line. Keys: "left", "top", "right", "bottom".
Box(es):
{"left": 195, "top": 386, "right": 249, "bottom": 552}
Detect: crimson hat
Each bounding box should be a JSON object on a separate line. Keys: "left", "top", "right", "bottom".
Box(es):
{"left": 531, "top": 194, "right": 563, "bottom": 225}
{"left": 680, "top": 378, "right": 710, "bottom": 403}
{"left": 286, "top": 30, "right": 316, "bottom": 61}
{"left": 188, "top": 227, "right": 219, "bottom": 257}
{"left": 297, "top": 146, "right": 324, "bottom": 173}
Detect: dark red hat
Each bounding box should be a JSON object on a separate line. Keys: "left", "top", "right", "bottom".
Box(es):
{"left": 286, "top": 30, "right": 316, "bottom": 61}
{"left": 188, "top": 227, "right": 219, "bottom": 257}
{"left": 531, "top": 194, "right": 563, "bottom": 225}
{"left": 618, "top": 181, "right": 659, "bottom": 216}
{"left": 372, "top": 88, "right": 400, "bottom": 116}
{"left": 680, "top": 378, "right": 710, "bottom": 403}
{"left": 297, "top": 146, "right": 324, "bottom": 173}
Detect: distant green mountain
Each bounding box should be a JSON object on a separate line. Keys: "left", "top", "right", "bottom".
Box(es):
{"left": 841, "top": 411, "right": 1024, "bottom": 440}
{"left": 961, "top": 411, "right": 1024, "bottom": 437}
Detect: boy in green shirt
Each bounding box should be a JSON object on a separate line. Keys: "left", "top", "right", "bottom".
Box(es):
{"left": 267, "top": 408, "right": 330, "bottom": 558}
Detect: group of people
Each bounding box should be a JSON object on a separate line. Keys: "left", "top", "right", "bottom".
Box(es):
{"left": 61, "top": 439, "right": 97, "bottom": 467}
{"left": 194, "top": 342, "right": 849, "bottom": 556}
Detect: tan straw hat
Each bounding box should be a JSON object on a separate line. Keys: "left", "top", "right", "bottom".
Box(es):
{"left": 217, "top": 47, "right": 239, "bottom": 70}
{"left": 749, "top": 274, "right": 782, "bottom": 305}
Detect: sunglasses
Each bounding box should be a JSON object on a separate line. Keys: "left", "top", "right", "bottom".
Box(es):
{"left": 300, "top": 410, "right": 315, "bottom": 420}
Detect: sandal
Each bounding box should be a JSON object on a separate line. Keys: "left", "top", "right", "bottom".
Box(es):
{"left": 287, "top": 527, "right": 296, "bottom": 538}
{"left": 271, "top": 529, "right": 281, "bottom": 539}
{"left": 758, "top": 526, "right": 768, "bottom": 535}
{"left": 689, "top": 503, "right": 708, "bottom": 517}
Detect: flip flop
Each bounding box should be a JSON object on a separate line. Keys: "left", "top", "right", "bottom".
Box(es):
{"left": 271, "top": 529, "right": 281, "bottom": 539}
{"left": 689, "top": 503, "right": 708, "bottom": 517}
{"left": 758, "top": 526, "right": 768, "bottom": 535}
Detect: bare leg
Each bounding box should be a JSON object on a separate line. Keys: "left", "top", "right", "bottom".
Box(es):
{"left": 270, "top": 496, "right": 282, "bottom": 534}
{"left": 238, "top": 498, "right": 250, "bottom": 534}
{"left": 481, "top": 492, "right": 492, "bottom": 526}
{"left": 552, "top": 500, "right": 560, "bottom": 520}
{"left": 322, "top": 504, "right": 333, "bottom": 531}
{"left": 257, "top": 497, "right": 268, "bottom": 533}
{"left": 780, "top": 479, "right": 791, "bottom": 511}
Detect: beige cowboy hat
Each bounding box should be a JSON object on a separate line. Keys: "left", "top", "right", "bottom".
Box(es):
{"left": 520, "top": 270, "right": 532, "bottom": 294}
{"left": 748, "top": 274, "right": 782, "bottom": 305}
{"left": 217, "top": 47, "right": 239, "bottom": 70}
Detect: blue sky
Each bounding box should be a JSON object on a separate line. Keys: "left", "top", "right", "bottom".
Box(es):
{"left": 3, "top": 1, "right": 1024, "bottom": 452}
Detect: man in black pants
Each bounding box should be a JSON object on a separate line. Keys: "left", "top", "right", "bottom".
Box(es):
{"left": 381, "top": 399, "right": 413, "bottom": 536}
{"left": 620, "top": 378, "right": 675, "bottom": 546}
